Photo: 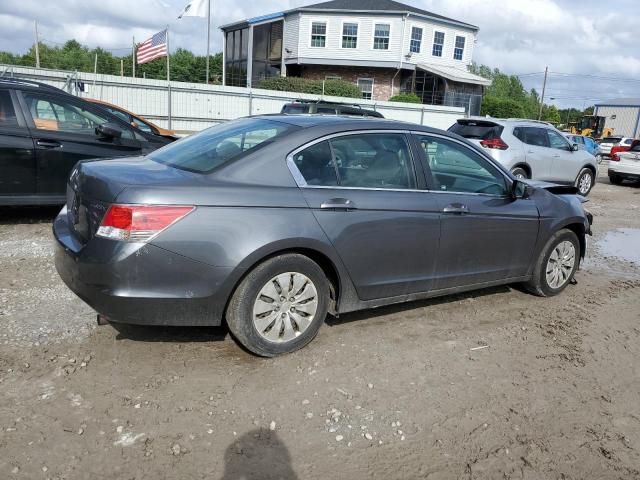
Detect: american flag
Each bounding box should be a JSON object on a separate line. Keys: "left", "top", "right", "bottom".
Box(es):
{"left": 137, "top": 29, "right": 168, "bottom": 65}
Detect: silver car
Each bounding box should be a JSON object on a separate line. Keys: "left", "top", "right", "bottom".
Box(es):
{"left": 599, "top": 136, "right": 634, "bottom": 157}
{"left": 449, "top": 118, "right": 598, "bottom": 195}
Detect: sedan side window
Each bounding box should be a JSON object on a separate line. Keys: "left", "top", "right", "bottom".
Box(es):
{"left": 330, "top": 134, "right": 416, "bottom": 189}
{"left": 417, "top": 135, "right": 507, "bottom": 196}
{"left": 292, "top": 140, "right": 338, "bottom": 186}
{"left": 547, "top": 130, "right": 571, "bottom": 150}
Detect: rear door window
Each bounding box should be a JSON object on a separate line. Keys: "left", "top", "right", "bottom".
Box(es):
{"left": 292, "top": 141, "right": 338, "bottom": 186}
{"left": 521, "top": 127, "right": 550, "bottom": 148}
{"left": 0, "top": 90, "right": 19, "bottom": 127}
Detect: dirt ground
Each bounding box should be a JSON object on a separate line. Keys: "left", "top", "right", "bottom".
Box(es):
{"left": 1, "top": 167, "right": 639, "bottom": 480}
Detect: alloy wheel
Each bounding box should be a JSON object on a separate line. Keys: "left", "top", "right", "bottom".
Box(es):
{"left": 252, "top": 272, "right": 318, "bottom": 343}
{"left": 545, "top": 240, "right": 576, "bottom": 289}
{"left": 578, "top": 172, "right": 592, "bottom": 195}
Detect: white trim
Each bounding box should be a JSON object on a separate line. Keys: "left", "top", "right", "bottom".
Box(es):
{"left": 371, "top": 22, "right": 391, "bottom": 51}
{"left": 308, "top": 18, "right": 328, "bottom": 48}
{"left": 339, "top": 20, "right": 359, "bottom": 49}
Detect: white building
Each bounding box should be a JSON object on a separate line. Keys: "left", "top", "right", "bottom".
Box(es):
{"left": 221, "top": 0, "right": 490, "bottom": 113}
{"left": 594, "top": 99, "right": 640, "bottom": 138}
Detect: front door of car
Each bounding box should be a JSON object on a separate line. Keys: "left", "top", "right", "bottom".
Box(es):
{"left": 546, "top": 129, "right": 582, "bottom": 181}
{"left": 290, "top": 132, "right": 441, "bottom": 301}
{"left": 517, "top": 127, "right": 554, "bottom": 180}
{"left": 414, "top": 133, "right": 539, "bottom": 290}
{"left": 0, "top": 89, "right": 36, "bottom": 198}
{"left": 18, "top": 91, "right": 144, "bottom": 197}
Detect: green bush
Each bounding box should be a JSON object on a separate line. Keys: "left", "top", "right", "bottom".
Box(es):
{"left": 389, "top": 93, "right": 422, "bottom": 104}
{"left": 257, "top": 76, "right": 362, "bottom": 99}
{"left": 480, "top": 96, "right": 526, "bottom": 118}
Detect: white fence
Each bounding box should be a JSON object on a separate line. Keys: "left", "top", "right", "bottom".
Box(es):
{"left": 0, "top": 64, "right": 465, "bottom": 134}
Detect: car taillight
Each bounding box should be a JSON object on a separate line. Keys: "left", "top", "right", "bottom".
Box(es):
{"left": 96, "top": 205, "right": 195, "bottom": 242}
{"left": 480, "top": 138, "right": 509, "bottom": 150}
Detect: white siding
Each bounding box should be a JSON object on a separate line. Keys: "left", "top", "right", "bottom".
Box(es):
{"left": 595, "top": 105, "right": 640, "bottom": 137}
{"left": 283, "top": 14, "right": 300, "bottom": 58}
{"left": 291, "top": 12, "right": 476, "bottom": 68}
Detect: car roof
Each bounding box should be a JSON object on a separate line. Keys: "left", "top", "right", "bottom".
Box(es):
{"left": 253, "top": 113, "right": 434, "bottom": 132}
{"left": 0, "top": 78, "right": 68, "bottom": 95}
{"left": 457, "top": 117, "right": 555, "bottom": 128}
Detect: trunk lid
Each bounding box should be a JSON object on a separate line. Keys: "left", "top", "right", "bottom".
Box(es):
{"left": 67, "top": 156, "right": 199, "bottom": 243}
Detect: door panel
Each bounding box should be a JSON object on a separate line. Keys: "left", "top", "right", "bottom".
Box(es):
{"left": 290, "top": 134, "right": 440, "bottom": 300}
{"left": 19, "top": 91, "right": 144, "bottom": 196}
{"left": 517, "top": 127, "right": 554, "bottom": 180}
{"left": 0, "top": 89, "right": 36, "bottom": 196}
{"left": 415, "top": 133, "right": 539, "bottom": 289}
{"left": 546, "top": 129, "right": 580, "bottom": 182}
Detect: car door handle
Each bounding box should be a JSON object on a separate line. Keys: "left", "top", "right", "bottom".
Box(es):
{"left": 36, "top": 140, "right": 62, "bottom": 149}
{"left": 320, "top": 198, "right": 357, "bottom": 210}
{"left": 442, "top": 203, "right": 469, "bottom": 214}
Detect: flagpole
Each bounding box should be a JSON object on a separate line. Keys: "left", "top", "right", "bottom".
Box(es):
{"left": 166, "top": 26, "right": 172, "bottom": 129}
{"left": 205, "top": 0, "right": 211, "bottom": 84}
{"left": 132, "top": 36, "right": 136, "bottom": 78}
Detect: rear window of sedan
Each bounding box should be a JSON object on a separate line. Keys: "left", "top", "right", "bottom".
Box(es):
{"left": 149, "top": 118, "right": 293, "bottom": 173}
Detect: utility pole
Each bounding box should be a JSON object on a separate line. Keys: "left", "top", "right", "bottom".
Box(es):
{"left": 205, "top": 0, "right": 211, "bottom": 84}
{"left": 93, "top": 53, "right": 98, "bottom": 88}
{"left": 538, "top": 66, "right": 548, "bottom": 121}
{"left": 120, "top": 59, "right": 124, "bottom": 77}
{"left": 132, "top": 36, "right": 136, "bottom": 78}
{"left": 34, "top": 21, "right": 40, "bottom": 68}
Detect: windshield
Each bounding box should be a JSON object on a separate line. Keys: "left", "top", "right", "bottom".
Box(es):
{"left": 149, "top": 118, "right": 294, "bottom": 173}
{"left": 449, "top": 121, "right": 503, "bottom": 140}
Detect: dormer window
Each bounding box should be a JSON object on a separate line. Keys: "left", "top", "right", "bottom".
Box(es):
{"left": 373, "top": 24, "right": 390, "bottom": 50}
{"left": 454, "top": 36, "right": 465, "bottom": 60}
{"left": 342, "top": 23, "right": 358, "bottom": 48}
{"left": 311, "top": 22, "right": 327, "bottom": 48}
{"left": 432, "top": 31, "right": 444, "bottom": 57}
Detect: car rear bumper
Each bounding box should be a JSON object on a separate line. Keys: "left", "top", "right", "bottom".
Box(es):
{"left": 53, "top": 207, "right": 236, "bottom": 326}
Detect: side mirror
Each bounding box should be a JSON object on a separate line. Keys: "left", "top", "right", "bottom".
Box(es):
{"left": 511, "top": 179, "right": 532, "bottom": 199}
{"left": 96, "top": 122, "right": 123, "bottom": 139}
{"left": 571, "top": 143, "right": 579, "bottom": 152}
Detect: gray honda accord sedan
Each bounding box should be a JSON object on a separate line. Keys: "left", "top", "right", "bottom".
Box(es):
{"left": 54, "top": 115, "right": 593, "bottom": 356}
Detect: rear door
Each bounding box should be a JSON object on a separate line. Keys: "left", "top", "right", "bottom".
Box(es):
{"left": 414, "top": 133, "right": 539, "bottom": 289}
{"left": 18, "top": 90, "right": 145, "bottom": 196}
{"left": 518, "top": 127, "right": 554, "bottom": 180}
{"left": 290, "top": 131, "right": 441, "bottom": 300}
{"left": 0, "top": 89, "right": 36, "bottom": 198}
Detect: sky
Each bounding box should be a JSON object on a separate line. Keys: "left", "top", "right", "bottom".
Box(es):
{"left": 0, "top": 0, "right": 638, "bottom": 109}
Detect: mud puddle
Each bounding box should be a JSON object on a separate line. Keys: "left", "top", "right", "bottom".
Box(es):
{"left": 597, "top": 228, "right": 640, "bottom": 264}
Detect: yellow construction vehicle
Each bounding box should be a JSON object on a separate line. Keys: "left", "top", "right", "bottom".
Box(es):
{"left": 568, "top": 115, "right": 614, "bottom": 139}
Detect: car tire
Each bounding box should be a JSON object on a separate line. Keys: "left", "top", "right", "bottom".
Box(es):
{"left": 511, "top": 167, "right": 529, "bottom": 179}
{"left": 609, "top": 175, "right": 623, "bottom": 185}
{"left": 226, "top": 254, "right": 330, "bottom": 357}
{"left": 524, "top": 228, "right": 580, "bottom": 297}
{"left": 575, "top": 168, "right": 595, "bottom": 196}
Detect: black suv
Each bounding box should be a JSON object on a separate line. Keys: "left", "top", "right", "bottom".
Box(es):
{"left": 0, "top": 79, "right": 168, "bottom": 206}
{"left": 281, "top": 100, "right": 384, "bottom": 118}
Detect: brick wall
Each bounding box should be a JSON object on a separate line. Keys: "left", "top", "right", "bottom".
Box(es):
{"left": 294, "top": 65, "right": 401, "bottom": 101}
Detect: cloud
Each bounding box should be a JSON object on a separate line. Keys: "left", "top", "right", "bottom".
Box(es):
{"left": 0, "top": 0, "right": 638, "bottom": 107}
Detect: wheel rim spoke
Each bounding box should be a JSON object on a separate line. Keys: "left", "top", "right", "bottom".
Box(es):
{"left": 252, "top": 271, "right": 319, "bottom": 344}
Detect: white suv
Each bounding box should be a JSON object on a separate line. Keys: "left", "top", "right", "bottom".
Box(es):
{"left": 449, "top": 118, "right": 598, "bottom": 195}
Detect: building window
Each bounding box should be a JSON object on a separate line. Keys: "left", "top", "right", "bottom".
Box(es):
{"left": 410, "top": 27, "right": 422, "bottom": 53}
{"left": 311, "top": 22, "right": 326, "bottom": 47}
{"left": 454, "top": 35, "right": 465, "bottom": 60}
{"left": 342, "top": 23, "right": 358, "bottom": 48}
{"left": 373, "top": 24, "right": 390, "bottom": 50}
{"left": 432, "top": 31, "right": 444, "bottom": 57}
{"left": 357, "top": 78, "right": 374, "bottom": 100}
